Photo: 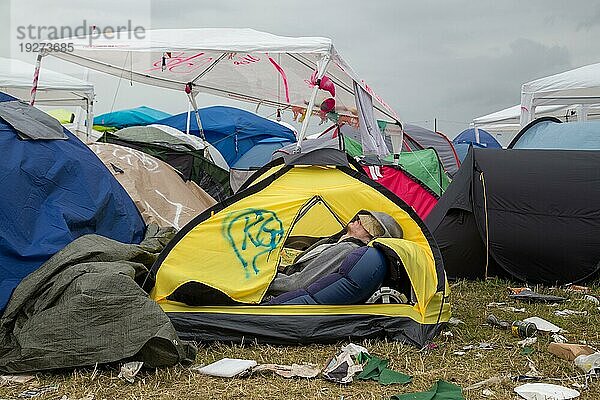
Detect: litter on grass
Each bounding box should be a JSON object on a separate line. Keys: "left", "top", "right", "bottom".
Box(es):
{"left": 391, "top": 380, "right": 465, "bottom": 400}
{"left": 322, "top": 346, "right": 364, "bottom": 384}
{"left": 509, "top": 288, "right": 567, "bottom": 303}
{"left": 487, "top": 302, "right": 526, "bottom": 312}
{"left": 554, "top": 309, "right": 587, "bottom": 317}
{"left": 518, "top": 337, "right": 538, "bottom": 347}
{"left": 192, "top": 358, "right": 257, "bottom": 378}
{"left": 564, "top": 285, "right": 590, "bottom": 293}
{"left": 513, "top": 359, "right": 544, "bottom": 382}
{"left": 548, "top": 343, "right": 595, "bottom": 361}
{"left": 0, "top": 375, "right": 35, "bottom": 384}
{"left": 448, "top": 317, "right": 464, "bottom": 326}
{"left": 551, "top": 333, "right": 568, "bottom": 343}
{"left": 464, "top": 376, "right": 504, "bottom": 391}
{"left": 523, "top": 317, "right": 563, "bottom": 333}
{"left": 17, "top": 386, "right": 59, "bottom": 398}
{"left": 583, "top": 295, "right": 600, "bottom": 306}
{"left": 514, "top": 383, "right": 580, "bottom": 400}
{"left": 356, "top": 353, "right": 412, "bottom": 385}
{"left": 574, "top": 353, "right": 600, "bottom": 375}
{"left": 252, "top": 363, "right": 320, "bottom": 379}
{"left": 117, "top": 361, "right": 144, "bottom": 383}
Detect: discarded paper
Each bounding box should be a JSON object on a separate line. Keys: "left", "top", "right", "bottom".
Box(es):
{"left": 554, "top": 309, "right": 587, "bottom": 317}
{"left": 464, "top": 376, "right": 503, "bottom": 391}
{"left": 518, "top": 337, "right": 537, "bottom": 347}
{"left": 0, "top": 375, "right": 35, "bottom": 384}
{"left": 118, "top": 361, "right": 144, "bottom": 383}
{"left": 523, "top": 317, "right": 563, "bottom": 333}
{"left": 252, "top": 363, "right": 320, "bottom": 379}
{"left": 192, "top": 358, "right": 257, "bottom": 378}
{"left": 18, "top": 386, "right": 59, "bottom": 399}
{"left": 514, "top": 383, "right": 579, "bottom": 400}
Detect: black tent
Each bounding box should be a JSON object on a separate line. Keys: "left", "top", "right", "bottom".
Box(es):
{"left": 425, "top": 147, "right": 600, "bottom": 284}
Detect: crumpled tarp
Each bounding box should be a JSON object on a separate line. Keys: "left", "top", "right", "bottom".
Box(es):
{"left": 356, "top": 353, "right": 412, "bottom": 385}
{"left": 0, "top": 226, "right": 196, "bottom": 373}
{"left": 391, "top": 380, "right": 465, "bottom": 400}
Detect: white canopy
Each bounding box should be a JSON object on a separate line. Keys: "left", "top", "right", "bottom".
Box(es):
{"left": 41, "top": 28, "right": 400, "bottom": 147}
{"left": 0, "top": 57, "right": 94, "bottom": 108}
{"left": 475, "top": 102, "right": 600, "bottom": 145}
{"left": 520, "top": 62, "right": 600, "bottom": 125}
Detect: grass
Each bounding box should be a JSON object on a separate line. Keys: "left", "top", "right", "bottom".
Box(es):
{"left": 0, "top": 279, "right": 598, "bottom": 399}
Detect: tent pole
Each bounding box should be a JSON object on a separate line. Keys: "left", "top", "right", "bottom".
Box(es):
{"left": 86, "top": 96, "right": 94, "bottom": 142}
{"left": 295, "top": 55, "right": 331, "bottom": 152}
{"left": 480, "top": 171, "right": 490, "bottom": 280}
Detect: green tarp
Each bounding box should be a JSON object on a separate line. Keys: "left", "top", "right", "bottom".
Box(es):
{"left": 112, "top": 125, "right": 200, "bottom": 149}
{"left": 356, "top": 353, "right": 412, "bottom": 385}
{"left": 344, "top": 135, "right": 364, "bottom": 158}
{"left": 0, "top": 226, "right": 195, "bottom": 373}
{"left": 345, "top": 136, "right": 450, "bottom": 196}
{"left": 381, "top": 150, "right": 450, "bottom": 197}
{"left": 391, "top": 380, "right": 465, "bottom": 400}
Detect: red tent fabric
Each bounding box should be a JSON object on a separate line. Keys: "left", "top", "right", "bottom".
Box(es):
{"left": 363, "top": 165, "right": 438, "bottom": 219}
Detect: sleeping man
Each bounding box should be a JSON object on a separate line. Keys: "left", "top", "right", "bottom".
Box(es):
{"left": 265, "top": 211, "right": 403, "bottom": 303}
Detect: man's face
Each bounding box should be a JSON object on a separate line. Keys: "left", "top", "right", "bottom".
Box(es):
{"left": 346, "top": 219, "right": 370, "bottom": 239}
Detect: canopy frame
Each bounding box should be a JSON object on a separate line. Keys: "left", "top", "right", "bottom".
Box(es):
{"left": 37, "top": 28, "right": 401, "bottom": 152}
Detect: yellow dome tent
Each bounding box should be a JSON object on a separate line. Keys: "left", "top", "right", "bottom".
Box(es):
{"left": 148, "top": 149, "right": 450, "bottom": 346}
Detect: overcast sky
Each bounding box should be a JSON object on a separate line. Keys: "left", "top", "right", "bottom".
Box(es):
{"left": 2, "top": 0, "right": 599, "bottom": 136}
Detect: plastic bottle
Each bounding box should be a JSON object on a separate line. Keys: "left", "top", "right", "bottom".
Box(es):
{"left": 511, "top": 320, "right": 537, "bottom": 338}
{"left": 486, "top": 314, "right": 510, "bottom": 330}
{"left": 486, "top": 315, "right": 538, "bottom": 338}
{"left": 574, "top": 352, "right": 600, "bottom": 374}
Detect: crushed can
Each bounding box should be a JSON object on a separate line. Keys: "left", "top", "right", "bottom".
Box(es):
{"left": 511, "top": 320, "right": 537, "bottom": 338}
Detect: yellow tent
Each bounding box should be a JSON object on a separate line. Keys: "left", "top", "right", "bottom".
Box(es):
{"left": 149, "top": 149, "right": 450, "bottom": 346}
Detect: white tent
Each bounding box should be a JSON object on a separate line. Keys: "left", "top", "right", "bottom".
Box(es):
{"left": 474, "top": 102, "right": 600, "bottom": 146}
{"left": 39, "top": 28, "right": 400, "bottom": 151}
{"left": 0, "top": 57, "right": 95, "bottom": 137}
{"left": 520, "top": 62, "right": 600, "bottom": 125}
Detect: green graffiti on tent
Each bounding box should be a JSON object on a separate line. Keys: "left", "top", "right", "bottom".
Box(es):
{"left": 223, "top": 209, "right": 284, "bottom": 279}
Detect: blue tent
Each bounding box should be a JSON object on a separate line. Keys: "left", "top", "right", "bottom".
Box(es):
{"left": 94, "top": 106, "right": 171, "bottom": 129}
{"left": 453, "top": 142, "right": 487, "bottom": 162}
{"left": 156, "top": 106, "right": 297, "bottom": 167}
{"left": 0, "top": 92, "right": 146, "bottom": 311}
{"left": 231, "top": 138, "right": 293, "bottom": 169}
{"left": 509, "top": 118, "right": 600, "bottom": 150}
{"left": 453, "top": 127, "right": 502, "bottom": 149}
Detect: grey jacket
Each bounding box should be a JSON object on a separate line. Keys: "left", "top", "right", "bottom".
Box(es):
{"left": 267, "top": 210, "right": 403, "bottom": 296}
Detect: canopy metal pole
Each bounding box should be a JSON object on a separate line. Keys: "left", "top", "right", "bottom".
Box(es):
{"left": 185, "top": 82, "right": 213, "bottom": 161}
{"left": 86, "top": 96, "right": 94, "bottom": 142}
{"left": 30, "top": 54, "right": 44, "bottom": 106}
{"left": 186, "top": 102, "right": 191, "bottom": 134}
{"left": 295, "top": 55, "right": 331, "bottom": 152}
{"left": 185, "top": 83, "right": 205, "bottom": 140}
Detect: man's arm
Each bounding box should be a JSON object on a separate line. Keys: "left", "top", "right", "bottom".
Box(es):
{"left": 268, "top": 241, "right": 360, "bottom": 295}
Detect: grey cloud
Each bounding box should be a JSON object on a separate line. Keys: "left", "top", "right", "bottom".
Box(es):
{"left": 577, "top": 5, "right": 600, "bottom": 30}
{"left": 3, "top": 0, "right": 599, "bottom": 137}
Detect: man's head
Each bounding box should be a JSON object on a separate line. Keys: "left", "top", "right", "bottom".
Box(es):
{"left": 345, "top": 211, "right": 403, "bottom": 243}
{"left": 346, "top": 217, "right": 374, "bottom": 243}
{"left": 346, "top": 212, "right": 385, "bottom": 243}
